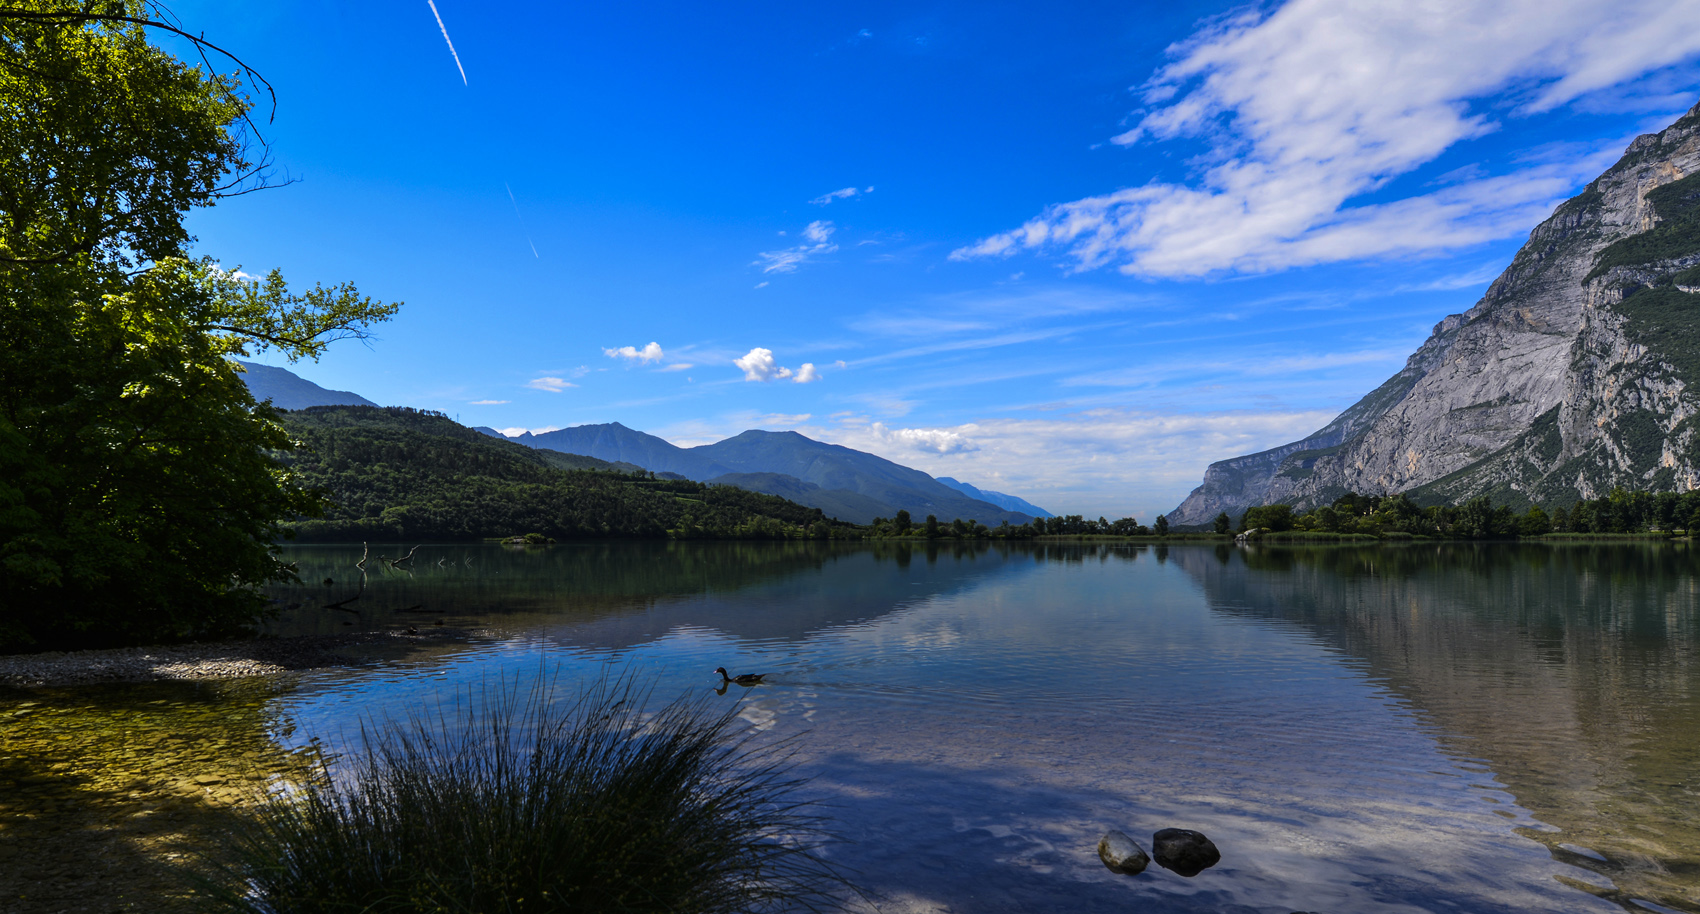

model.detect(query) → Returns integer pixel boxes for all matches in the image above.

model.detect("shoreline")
[0,628,485,689]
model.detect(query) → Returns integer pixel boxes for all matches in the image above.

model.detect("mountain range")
[482,423,1035,525]
[232,364,1046,525]
[1171,99,1700,525]
[236,360,376,410]
[936,477,1054,518]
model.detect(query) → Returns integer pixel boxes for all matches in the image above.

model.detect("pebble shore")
[0,628,481,688]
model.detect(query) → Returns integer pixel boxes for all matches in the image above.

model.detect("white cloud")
[760,412,813,425]
[755,221,839,274]
[496,425,562,437]
[811,187,860,205]
[527,376,576,392]
[469,399,510,405]
[806,407,1338,518]
[1398,263,1505,291]
[811,186,874,205]
[865,422,981,454]
[604,342,664,363]
[733,348,823,383]
[734,347,792,381]
[953,0,1700,277]
[658,362,694,372]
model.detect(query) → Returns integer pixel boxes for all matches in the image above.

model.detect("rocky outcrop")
[1170,100,1700,523]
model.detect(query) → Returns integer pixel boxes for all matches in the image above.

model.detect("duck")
[714,666,766,686]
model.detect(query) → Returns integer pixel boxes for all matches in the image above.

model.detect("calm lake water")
[11,541,1700,913]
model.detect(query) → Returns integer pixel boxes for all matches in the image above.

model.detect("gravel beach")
[0,628,486,688]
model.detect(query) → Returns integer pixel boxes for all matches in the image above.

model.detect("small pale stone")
[1097,829,1150,876]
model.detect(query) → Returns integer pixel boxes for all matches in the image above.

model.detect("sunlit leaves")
[0,5,398,650]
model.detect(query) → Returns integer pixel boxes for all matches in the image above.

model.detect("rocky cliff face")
[1170,101,1700,525]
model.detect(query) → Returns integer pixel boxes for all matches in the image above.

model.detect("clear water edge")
[2,541,1696,913]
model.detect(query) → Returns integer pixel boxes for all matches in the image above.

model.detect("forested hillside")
[276,407,852,541]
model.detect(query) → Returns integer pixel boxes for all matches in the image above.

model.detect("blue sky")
[179,0,1700,519]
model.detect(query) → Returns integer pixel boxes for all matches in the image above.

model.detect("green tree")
[1519,505,1552,536]
[1153,513,1170,536]
[924,514,940,538]
[1455,496,1495,537]
[1240,504,1295,533]
[893,509,912,534]
[1212,511,1231,535]
[1570,500,1597,534]
[0,5,397,650]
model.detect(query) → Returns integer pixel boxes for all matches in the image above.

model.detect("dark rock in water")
[1097,830,1149,875]
[1152,828,1220,877]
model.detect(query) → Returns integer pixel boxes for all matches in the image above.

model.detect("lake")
[4,541,1698,913]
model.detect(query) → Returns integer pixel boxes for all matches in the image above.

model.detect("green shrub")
[193,675,849,913]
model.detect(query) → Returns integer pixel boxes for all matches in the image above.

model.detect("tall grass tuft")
[193,674,849,913]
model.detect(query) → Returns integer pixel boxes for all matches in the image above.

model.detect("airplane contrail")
[506,183,539,258]
[426,0,467,85]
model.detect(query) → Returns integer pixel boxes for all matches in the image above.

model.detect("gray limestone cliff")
[1170,100,1700,525]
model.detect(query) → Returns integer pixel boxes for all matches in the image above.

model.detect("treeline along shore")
[282,407,1699,546]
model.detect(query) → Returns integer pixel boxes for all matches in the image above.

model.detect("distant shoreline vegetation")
[1221,490,1700,541]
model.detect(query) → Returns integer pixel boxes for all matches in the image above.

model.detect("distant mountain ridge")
[276,406,851,541]
[236,360,375,409]
[497,423,734,479]
[703,472,895,525]
[493,423,1034,525]
[234,363,1039,526]
[936,477,1053,518]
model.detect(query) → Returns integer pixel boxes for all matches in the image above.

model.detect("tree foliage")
[863,511,1169,539]
[276,407,854,542]
[1237,487,1699,540]
[0,4,397,651]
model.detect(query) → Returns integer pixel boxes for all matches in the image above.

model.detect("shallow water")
[7,541,1700,913]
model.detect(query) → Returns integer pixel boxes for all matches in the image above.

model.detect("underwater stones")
[1098,830,1150,875]
[1152,828,1220,877]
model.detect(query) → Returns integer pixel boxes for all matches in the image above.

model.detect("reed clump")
[193,675,846,913]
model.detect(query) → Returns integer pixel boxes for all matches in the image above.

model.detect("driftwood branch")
[388,544,421,568]
[325,569,366,611]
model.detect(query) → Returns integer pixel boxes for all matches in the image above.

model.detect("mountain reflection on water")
[259,543,1700,912]
[268,540,1008,644]
[1176,543,1700,911]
